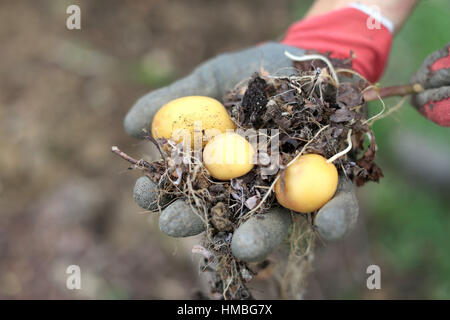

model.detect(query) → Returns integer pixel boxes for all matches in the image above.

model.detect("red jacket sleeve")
[281,7,392,83]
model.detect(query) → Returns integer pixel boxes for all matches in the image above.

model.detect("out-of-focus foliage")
[293,0,450,299]
[367,0,450,299]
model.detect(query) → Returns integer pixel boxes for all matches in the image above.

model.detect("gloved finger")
[159,199,205,237]
[411,43,450,89]
[133,176,205,237]
[411,86,450,127]
[314,176,359,241]
[124,42,304,138]
[231,207,292,262]
[133,176,167,211]
[124,68,220,139]
[207,42,304,98]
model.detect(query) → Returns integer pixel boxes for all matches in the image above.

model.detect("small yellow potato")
[275,154,338,213]
[203,132,255,180]
[151,96,235,147]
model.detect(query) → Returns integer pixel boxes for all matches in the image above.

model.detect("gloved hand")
[125,42,360,263]
[411,43,450,127]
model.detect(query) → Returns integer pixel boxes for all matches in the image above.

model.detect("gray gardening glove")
[126,43,359,262]
[411,43,450,127]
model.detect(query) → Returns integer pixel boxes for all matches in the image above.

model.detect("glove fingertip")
[133,176,160,210]
[159,200,205,237]
[231,208,291,262]
[315,191,359,241]
[124,96,153,139]
[336,175,355,193]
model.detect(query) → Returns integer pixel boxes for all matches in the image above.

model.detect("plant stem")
[363,83,424,102]
[111,146,153,170]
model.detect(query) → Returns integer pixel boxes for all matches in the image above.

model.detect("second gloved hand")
[411,43,450,127]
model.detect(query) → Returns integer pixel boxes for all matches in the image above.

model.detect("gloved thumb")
[124,42,305,139]
[124,66,221,139]
[314,177,359,241]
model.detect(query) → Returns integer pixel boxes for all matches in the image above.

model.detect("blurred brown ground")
[0,0,400,299]
[0,0,291,299]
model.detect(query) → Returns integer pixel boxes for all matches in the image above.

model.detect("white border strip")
[349,2,394,33]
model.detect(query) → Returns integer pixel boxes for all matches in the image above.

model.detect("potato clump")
[203,132,255,180]
[275,154,338,213]
[151,96,235,147]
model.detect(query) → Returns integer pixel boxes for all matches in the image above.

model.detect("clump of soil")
[113,54,383,299]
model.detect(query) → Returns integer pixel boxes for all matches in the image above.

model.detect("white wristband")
[349,2,395,33]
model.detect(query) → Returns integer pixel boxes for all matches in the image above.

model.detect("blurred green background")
[367,0,450,299]
[0,0,448,299]
[290,0,450,299]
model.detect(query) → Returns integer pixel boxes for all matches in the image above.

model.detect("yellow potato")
[275,154,338,213]
[151,96,235,147]
[203,132,255,180]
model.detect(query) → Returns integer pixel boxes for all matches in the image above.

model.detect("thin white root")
[242,125,330,219]
[192,245,213,260]
[336,68,370,84]
[361,86,386,125]
[327,129,353,163]
[284,51,339,85]
[281,214,315,299]
[371,96,407,123]
[287,125,330,167]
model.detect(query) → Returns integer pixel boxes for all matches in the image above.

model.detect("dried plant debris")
[113,55,384,299]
